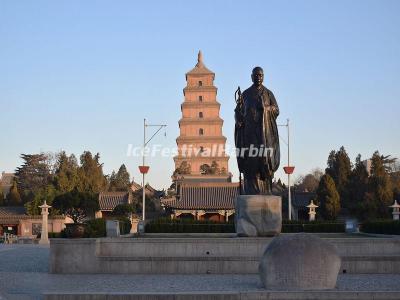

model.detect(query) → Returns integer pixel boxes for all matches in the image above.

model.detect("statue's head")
[251,67,264,87]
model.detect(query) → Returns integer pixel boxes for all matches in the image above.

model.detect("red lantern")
[283,166,295,174]
[139,166,150,174]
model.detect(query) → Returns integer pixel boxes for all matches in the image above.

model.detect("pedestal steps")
[50,235,400,274]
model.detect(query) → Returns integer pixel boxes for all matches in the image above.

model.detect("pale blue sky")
[1,0,399,189]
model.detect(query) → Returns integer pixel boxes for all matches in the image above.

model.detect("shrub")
[118,217,132,235]
[282,221,345,233]
[48,232,62,238]
[303,222,345,233]
[84,218,106,238]
[360,220,400,235]
[282,224,304,233]
[145,218,345,234]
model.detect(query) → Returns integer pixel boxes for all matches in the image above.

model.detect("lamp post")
[39,200,51,245]
[389,200,400,220]
[139,118,167,224]
[279,119,295,220]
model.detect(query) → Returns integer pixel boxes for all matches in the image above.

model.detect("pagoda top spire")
[196,50,203,67]
[186,50,214,77]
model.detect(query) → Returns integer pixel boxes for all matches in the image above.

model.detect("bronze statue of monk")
[235,67,280,195]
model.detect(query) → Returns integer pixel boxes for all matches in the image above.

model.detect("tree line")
[0,151,132,215]
[295,147,399,221]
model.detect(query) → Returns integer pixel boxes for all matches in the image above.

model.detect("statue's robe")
[235,84,280,194]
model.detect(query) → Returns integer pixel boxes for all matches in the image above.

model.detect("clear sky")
[1,0,399,189]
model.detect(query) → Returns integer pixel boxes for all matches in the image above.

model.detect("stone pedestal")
[234,195,281,237]
[259,233,341,290]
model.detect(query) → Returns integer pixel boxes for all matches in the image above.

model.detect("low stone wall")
[50,235,400,274]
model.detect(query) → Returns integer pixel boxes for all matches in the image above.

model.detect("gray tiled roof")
[162,183,239,210]
[98,192,129,211]
[0,206,64,224]
[0,206,26,218]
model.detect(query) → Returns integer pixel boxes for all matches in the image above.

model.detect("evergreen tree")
[76,151,107,193]
[347,154,369,216]
[25,184,58,215]
[316,174,341,220]
[15,153,52,200]
[108,171,117,190]
[6,180,22,206]
[109,164,130,191]
[53,190,99,223]
[391,171,400,202]
[112,203,136,217]
[362,151,393,219]
[54,152,79,193]
[325,146,352,209]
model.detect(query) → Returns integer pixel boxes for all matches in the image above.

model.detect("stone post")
[306,200,318,222]
[39,201,51,245]
[389,200,400,220]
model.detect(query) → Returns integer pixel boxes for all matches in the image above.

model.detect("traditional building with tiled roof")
[161,182,239,222]
[0,206,66,237]
[95,180,163,220]
[98,192,132,211]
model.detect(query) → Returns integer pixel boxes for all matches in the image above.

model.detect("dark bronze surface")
[235,67,280,195]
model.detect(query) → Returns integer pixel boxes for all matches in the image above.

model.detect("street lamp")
[139,118,167,224]
[279,119,295,220]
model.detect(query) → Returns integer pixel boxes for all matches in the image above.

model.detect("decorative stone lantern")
[389,200,400,221]
[306,200,318,221]
[39,200,51,245]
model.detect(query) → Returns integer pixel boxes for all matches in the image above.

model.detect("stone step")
[43,291,400,300]
[95,255,400,274]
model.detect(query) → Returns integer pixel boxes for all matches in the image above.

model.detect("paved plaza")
[0,244,400,299]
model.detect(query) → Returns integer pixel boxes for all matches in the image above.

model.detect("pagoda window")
[198,81,203,86]
[199,112,203,118]
[199,95,203,102]
[199,128,204,135]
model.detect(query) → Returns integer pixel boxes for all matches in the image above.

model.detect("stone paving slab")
[43,291,400,300]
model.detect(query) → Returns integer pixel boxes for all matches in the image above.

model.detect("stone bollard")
[259,233,341,290]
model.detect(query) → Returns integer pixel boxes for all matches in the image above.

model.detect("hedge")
[360,220,400,235]
[145,218,345,233]
[146,218,235,233]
